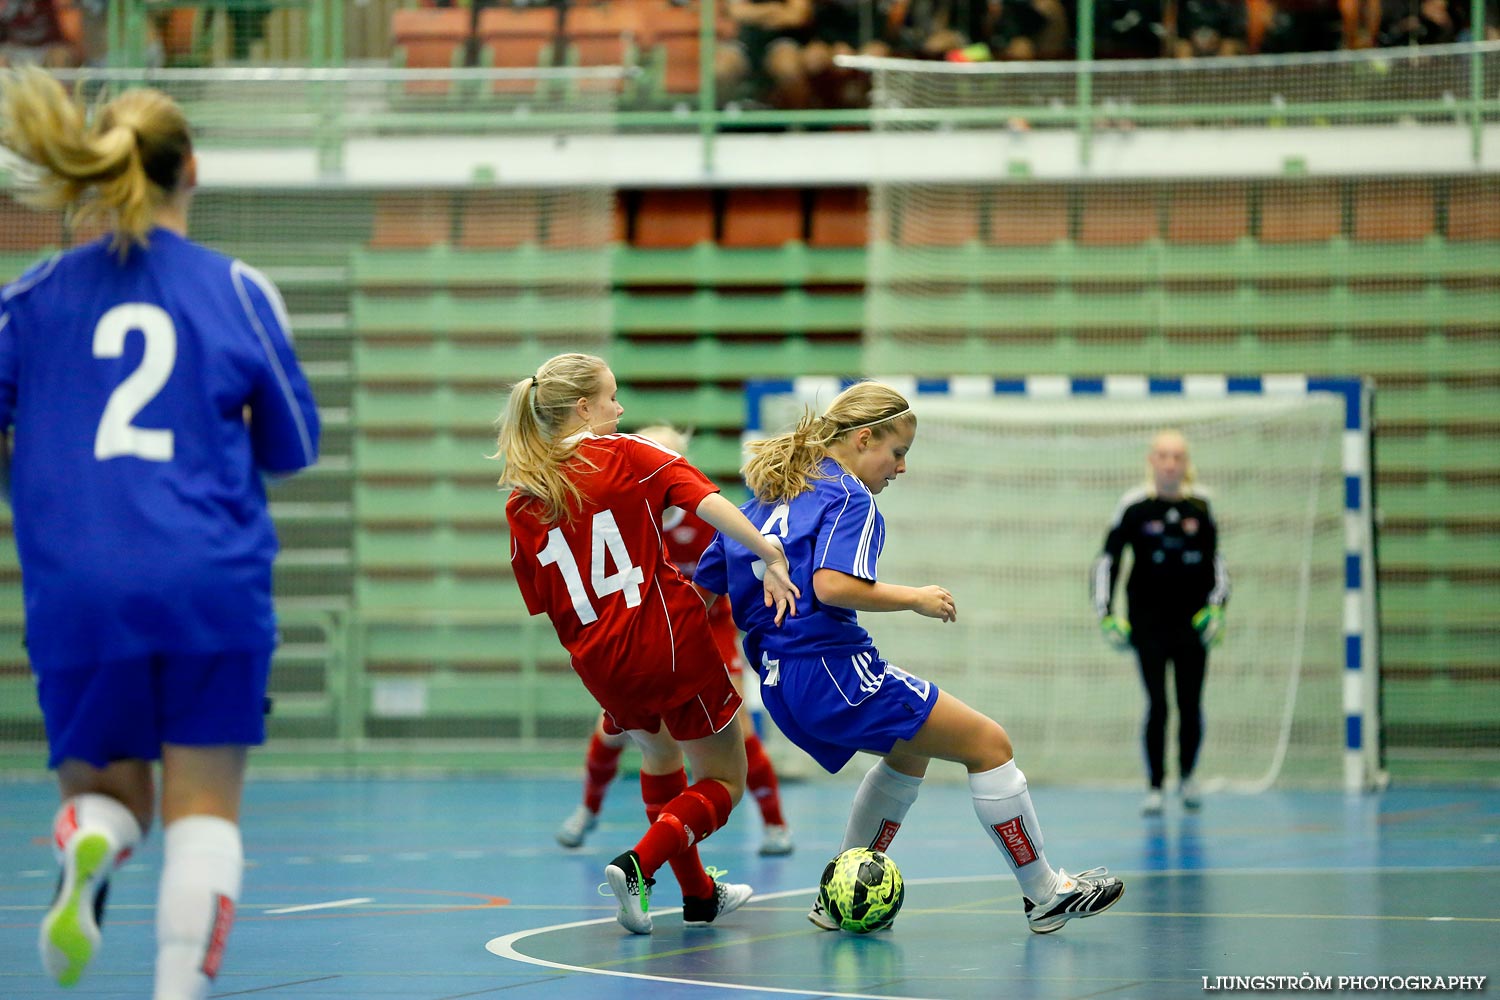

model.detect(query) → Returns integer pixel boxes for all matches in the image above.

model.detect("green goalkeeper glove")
[1193,605,1225,648]
[1099,615,1132,651]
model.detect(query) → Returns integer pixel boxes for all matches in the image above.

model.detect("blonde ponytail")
[0,68,192,257]
[744,381,915,504]
[493,353,612,524]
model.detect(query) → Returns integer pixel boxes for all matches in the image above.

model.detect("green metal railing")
[89,2,1498,175]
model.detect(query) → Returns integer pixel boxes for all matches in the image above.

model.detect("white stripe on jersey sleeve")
[819,477,878,581]
[1209,553,1231,606]
[1,253,62,301]
[851,483,877,579]
[231,260,294,343]
[1091,553,1114,618]
[1108,485,1150,529]
[612,433,686,484]
[231,259,316,467]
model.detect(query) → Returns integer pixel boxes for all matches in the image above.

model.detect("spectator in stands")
[989,0,1070,59]
[1091,0,1170,57]
[721,0,816,109]
[802,0,892,108]
[1377,0,1463,44]
[889,0,990,57]
[0,0,75,66]
[78,0,107,66]
[1259,0,1351,51]
[1169,0,1248,55]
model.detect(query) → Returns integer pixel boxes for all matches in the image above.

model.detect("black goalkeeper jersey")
[1091,488,1229,631]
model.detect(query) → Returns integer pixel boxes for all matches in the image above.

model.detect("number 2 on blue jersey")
[93,303,177,462]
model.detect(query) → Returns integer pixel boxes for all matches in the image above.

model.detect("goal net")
[750,377,1373,790]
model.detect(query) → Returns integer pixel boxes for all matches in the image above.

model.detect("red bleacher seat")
[477,6,560,94]
[809,188,868,248]
[458,191,541,249]
[1259,182,1343,244]
[633,190,714,248]
[1078,185,1159,246]
[721,189,802,248]
[1352,180,1435,243]
[1165,184,1250,245]
[390,8,470,97]
[637,0,733,96]
[1447,178,1500,241]
[896,187,982,247]
[988,187,1069,246]
[369,193,453,249]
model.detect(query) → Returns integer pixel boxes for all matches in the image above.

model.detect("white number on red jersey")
[536,509,643,625]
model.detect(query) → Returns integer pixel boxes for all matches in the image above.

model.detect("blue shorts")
[35,650,274,769]
[756,647,939,774]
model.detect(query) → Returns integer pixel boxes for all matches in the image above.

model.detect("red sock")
[743,733,786,826]
[639,770,713,899]
[583,732,625,814]
[634,777,733,897]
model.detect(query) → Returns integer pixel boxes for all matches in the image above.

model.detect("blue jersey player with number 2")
[0,69,319,999]
[697,380,1125,935]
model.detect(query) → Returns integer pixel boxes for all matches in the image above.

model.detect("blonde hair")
[744,381,915,504]
[0,68,193,258]
[493,353,612,524]
[633,424,690,455]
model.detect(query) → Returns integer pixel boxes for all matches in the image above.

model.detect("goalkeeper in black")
[1091,430,1229,817]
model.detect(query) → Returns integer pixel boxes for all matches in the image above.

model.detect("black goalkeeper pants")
[1132,625,1208,790]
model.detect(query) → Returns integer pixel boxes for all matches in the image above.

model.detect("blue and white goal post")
[744,375,1382,793]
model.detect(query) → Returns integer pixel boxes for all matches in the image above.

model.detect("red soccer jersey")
[662,504,745,672]
[507,433,732,726]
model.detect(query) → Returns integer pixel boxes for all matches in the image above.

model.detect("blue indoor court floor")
[1,776,1496,1000]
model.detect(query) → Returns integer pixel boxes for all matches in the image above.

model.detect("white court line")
[485,867,1500,998]
[265,897,374,915]
[487,882,970,1000]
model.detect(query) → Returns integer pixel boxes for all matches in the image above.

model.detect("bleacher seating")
[1259,181,1343,244]
[390,8,470,97]
[476,6,562,95]
[0,176,1489,768]
[721,189,803,248]
[635,0,733,99]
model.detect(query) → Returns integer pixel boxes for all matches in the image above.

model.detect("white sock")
[839,760,923,853]
[51,793,143,867]
[154,816,242,1000]
[969,761,1060,903]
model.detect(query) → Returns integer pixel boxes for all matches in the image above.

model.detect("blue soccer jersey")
[696,457,882,659]
[0,229,320,669]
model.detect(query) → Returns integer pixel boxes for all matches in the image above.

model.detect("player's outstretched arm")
[694,492,801,624]
[813,569,956,622]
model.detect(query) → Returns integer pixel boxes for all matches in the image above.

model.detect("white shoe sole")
[40,832,110,986]
[605,865,652,935]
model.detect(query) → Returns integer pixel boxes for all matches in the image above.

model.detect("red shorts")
[578,615,742,742]
[598,665,742,740]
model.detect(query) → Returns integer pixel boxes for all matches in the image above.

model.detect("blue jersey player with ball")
[697,380,1123,935]
[0,69,319,999]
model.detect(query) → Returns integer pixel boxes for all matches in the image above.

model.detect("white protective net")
[788,390,1349,789]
